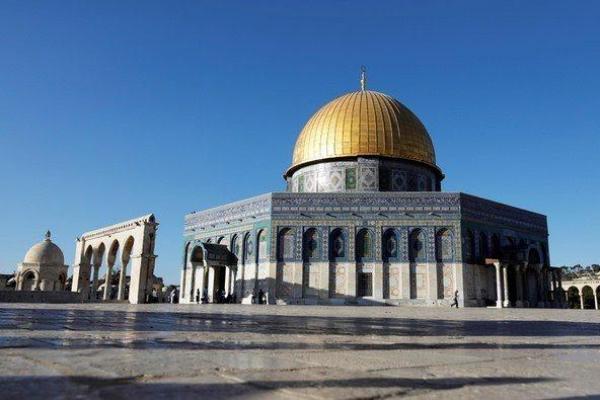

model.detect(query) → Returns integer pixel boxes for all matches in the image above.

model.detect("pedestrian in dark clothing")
[195,288,200,304]
[451,290,459,308]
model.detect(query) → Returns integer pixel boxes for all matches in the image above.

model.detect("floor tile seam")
[362,352,566,374]
[215,371,329,400]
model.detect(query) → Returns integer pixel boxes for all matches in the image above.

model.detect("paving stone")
[0,303,599,399]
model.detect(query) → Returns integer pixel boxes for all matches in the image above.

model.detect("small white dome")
[23,231,65,265]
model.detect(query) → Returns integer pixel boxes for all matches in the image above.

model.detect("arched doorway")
[526,249,542,307]
[581,286,595,309]
[22,271,36,291]
[507,266,518,306]
[567,287,580,309]
[526,268,539,307]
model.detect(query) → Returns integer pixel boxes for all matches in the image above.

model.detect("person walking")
[451,290,459,308]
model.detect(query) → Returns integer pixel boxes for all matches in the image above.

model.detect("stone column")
[494,262,502,308]
[117,266,127,301]
[502,265,510,308]
[224,266,231,297]
[580,289,584,309]
[103,266,113,300]
[91,264,100,300]
[207,266,215,303]
[515,266,524,308]
[595,291,599,310]
[129,254,152,304]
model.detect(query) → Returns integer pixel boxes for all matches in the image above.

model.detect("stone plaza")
[1,303,599,399]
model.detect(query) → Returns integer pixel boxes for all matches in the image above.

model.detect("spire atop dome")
[45,230,51,241]
[360,66,367,91]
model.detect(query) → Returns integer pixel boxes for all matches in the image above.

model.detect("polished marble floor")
[0,303,599,399]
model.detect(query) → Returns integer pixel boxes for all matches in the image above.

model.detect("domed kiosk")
[16,231,68,291]
[181,71,562,308]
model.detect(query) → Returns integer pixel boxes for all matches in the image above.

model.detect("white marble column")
[117,266,127,301]
[580,289,584,309]
[103,266,113,300]
[502,265,510,308]
[494,262,502,308]
[207,266,215,303]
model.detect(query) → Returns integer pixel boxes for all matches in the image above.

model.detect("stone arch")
[567,286,580,309]
[355,228,373,262]
[103,240,120,300]
[21,270,38,291]
[300,228,319,299]
[256,229,268,261]
[58,272,67,290]
[277,228,294,261]
[242,233,253,264]
[582,286,595,309]
[329,228,346,261]
[72,214,158,304]
[479,232,488,261]
[435,228,453,262]
[490,234,501,258]
[191,245,203,263]
[107,240,120,268]
[436,228,454,300]
[92,243,106,300]
[463,229,475,264]
[241,233,254,298]
[122,237,134,266]
[328,228,346,299]
[409,228,425,299]
[230,235,240,258]
[302,228,319,262]
[355,229,374,298]
[382,228,399,261]
[409,228,425,263]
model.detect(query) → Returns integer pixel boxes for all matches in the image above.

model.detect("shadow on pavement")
[0,375,558,398]
[1,307,599,337]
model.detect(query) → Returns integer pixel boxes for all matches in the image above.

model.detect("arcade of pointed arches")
[182,225,561,307]
[71,214,158,304]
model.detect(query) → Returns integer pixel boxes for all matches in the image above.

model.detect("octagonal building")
[181,79,562,308]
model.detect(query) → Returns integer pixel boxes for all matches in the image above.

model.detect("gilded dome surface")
[287,90,438,176]
[23,233,65,265]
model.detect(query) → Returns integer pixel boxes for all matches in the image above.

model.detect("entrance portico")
[181,242,237,304]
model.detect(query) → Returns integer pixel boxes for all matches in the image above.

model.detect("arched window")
[409,228,425,262]
[243,233,253,264]
[22,271,36,291]
[302,228,319,262]
[463,229,475,263]
[479,232,488,260]
[257,230,268,261]
[491,234,501,258]
[528,248,541,265]
[382,229,398,260]
[355,229,373,261]
[230,235,240,258]
[191,246,203,264]
[329,228,345,260]
[435,228,453,262]
[277,228,295,261]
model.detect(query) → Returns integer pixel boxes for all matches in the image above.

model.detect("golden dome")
[286,90,438,176]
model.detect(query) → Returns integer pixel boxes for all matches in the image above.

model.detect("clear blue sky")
[1,0,599,285]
